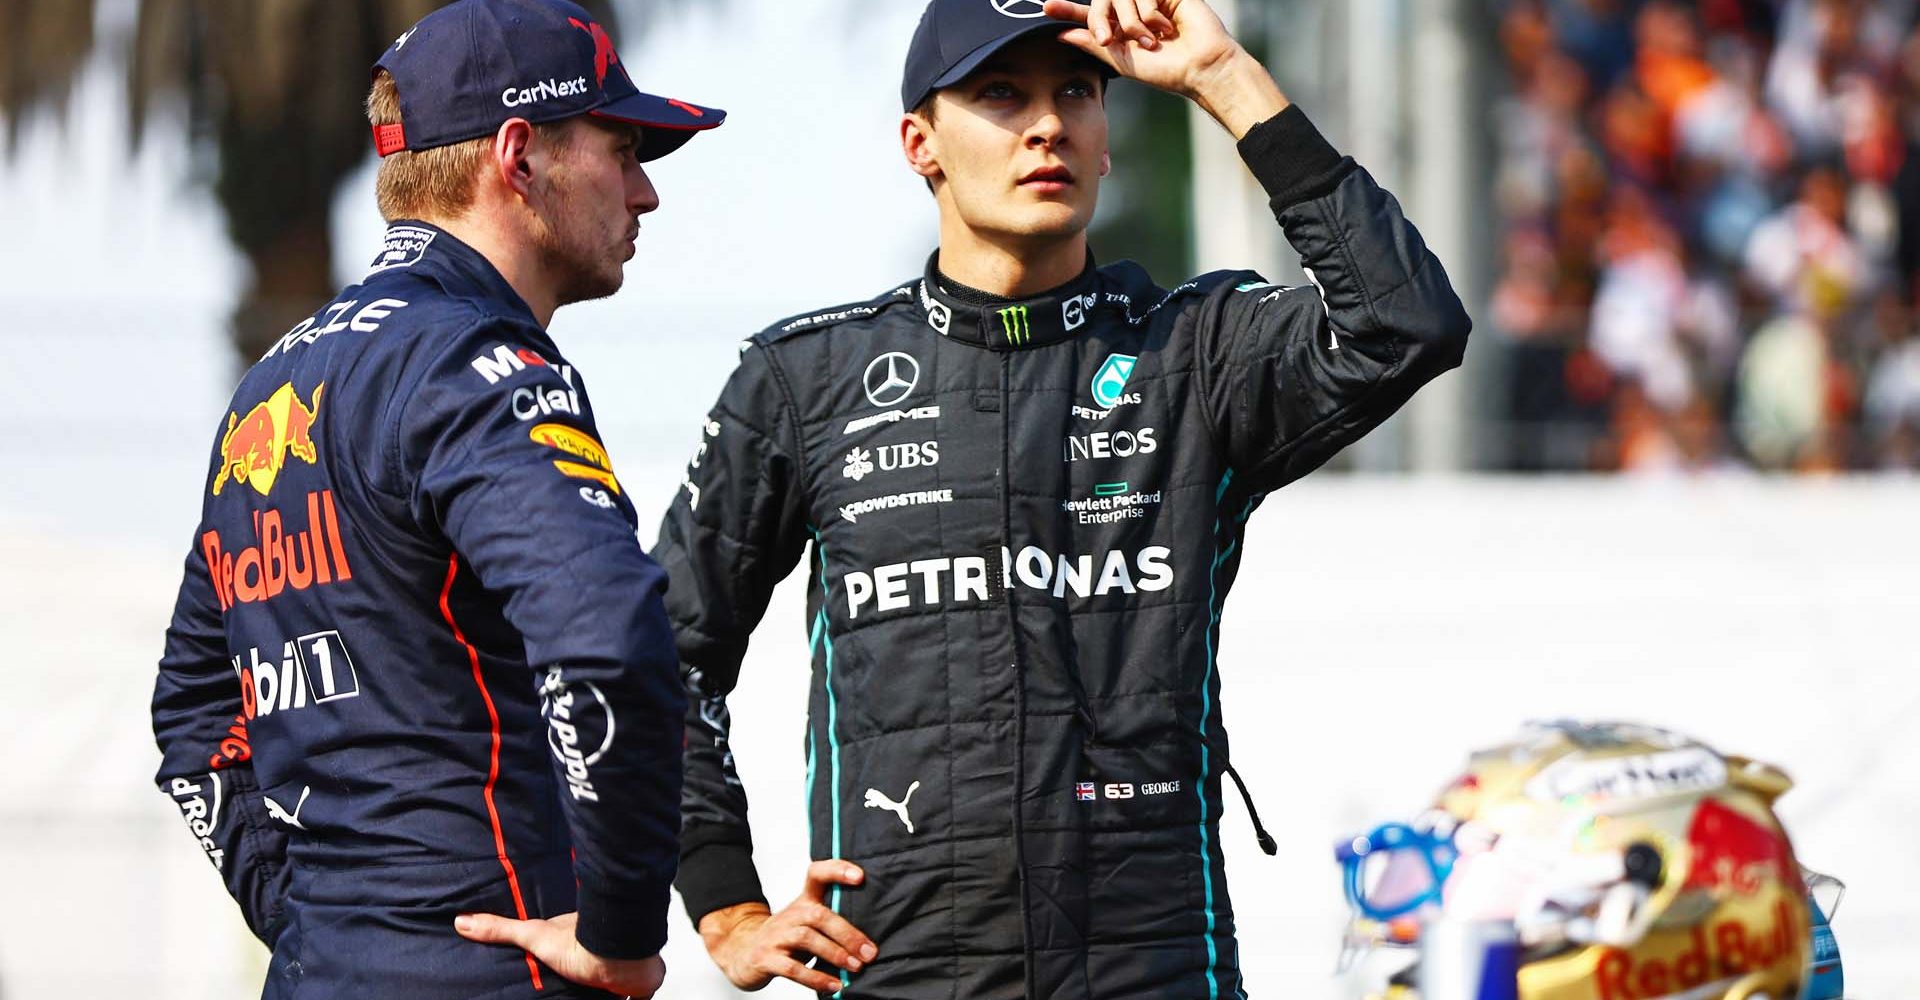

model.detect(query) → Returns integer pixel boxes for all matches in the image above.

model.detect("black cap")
[373,0,724,163]
[901,0,1085,111]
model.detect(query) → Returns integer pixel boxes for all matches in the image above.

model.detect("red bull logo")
[212,382,325,497]
[1683,798,1799,897]
[1594,898,1803,1000]
[568,17,621,87]
[201,490,354,612]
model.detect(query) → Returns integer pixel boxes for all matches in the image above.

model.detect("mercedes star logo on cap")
[991,0,1050,18]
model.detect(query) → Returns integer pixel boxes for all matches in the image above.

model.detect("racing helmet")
[1336,721,1810,1000]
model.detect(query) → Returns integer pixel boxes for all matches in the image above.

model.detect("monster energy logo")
[997,305,1032,345]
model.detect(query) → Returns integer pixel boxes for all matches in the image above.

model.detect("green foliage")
[0,0,626,361]
[1090,81,1193,283]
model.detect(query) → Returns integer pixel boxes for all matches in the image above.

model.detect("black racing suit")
[653,107,1471,999]
[151,223,685,999]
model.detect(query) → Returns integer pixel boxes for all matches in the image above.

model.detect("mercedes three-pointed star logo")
[992,0,1049,18]
[863,352,921,407]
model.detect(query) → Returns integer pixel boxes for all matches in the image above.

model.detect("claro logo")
[844,545,1172,619]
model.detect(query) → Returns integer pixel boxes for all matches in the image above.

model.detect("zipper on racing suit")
[996,351,1039,999]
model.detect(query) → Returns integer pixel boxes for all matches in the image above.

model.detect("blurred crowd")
[1492,0,1920,472]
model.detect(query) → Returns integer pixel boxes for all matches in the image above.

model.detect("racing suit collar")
[918,249,1102,350]
[373,220,540,327]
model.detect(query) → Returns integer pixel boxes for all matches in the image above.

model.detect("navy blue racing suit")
[151,222,685,999]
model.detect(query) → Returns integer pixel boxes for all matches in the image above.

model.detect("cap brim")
[592,92,727,162]
[909,21,1112,111]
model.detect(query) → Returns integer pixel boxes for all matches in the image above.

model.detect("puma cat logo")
[863,780,921,834]
[264,786,311,830]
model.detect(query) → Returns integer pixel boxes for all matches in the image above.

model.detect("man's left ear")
[1101,151,1112,177]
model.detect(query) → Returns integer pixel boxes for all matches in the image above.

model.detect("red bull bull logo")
[201,490,354,612]
[1684,798,1799,897]
[212,382,325,497]
[568,17,622,88]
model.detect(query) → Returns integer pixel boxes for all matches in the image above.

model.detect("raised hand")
[1043,0,1288,138]
[1042,0,1235,96]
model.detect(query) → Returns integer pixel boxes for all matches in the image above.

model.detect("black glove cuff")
[1237,104,1355,208]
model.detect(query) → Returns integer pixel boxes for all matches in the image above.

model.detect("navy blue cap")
[374,0,724,162]
[902,0,1088,112]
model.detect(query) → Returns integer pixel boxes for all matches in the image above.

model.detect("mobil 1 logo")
[233,630,361,718]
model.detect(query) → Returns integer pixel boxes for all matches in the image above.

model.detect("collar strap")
[916,251,1102,350]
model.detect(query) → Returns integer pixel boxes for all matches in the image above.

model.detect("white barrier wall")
[1,475,1913,998]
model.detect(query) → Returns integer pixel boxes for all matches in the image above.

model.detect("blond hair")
[367,72,492,222]
[366,72,576,223]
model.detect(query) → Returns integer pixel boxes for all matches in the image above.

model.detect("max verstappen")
[148,1,723,996]
[656,0,1471,997]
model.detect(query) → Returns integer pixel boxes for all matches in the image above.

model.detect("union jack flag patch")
[1075,782,1096,801]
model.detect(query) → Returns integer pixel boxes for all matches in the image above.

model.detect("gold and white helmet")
[1336,721,1810,1000]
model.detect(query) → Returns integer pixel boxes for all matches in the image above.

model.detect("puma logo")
[264,786,311,830]
[863,781,921,834]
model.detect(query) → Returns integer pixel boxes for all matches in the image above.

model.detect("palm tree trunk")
[230,216,334,364]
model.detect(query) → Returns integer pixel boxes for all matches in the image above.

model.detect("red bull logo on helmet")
[1593,897,1804,1000]
[1683,798,1799,897]
[212,382,325,497]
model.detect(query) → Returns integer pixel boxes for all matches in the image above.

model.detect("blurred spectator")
[1493,0,1920,472]
[1864,290,1920,464]
[1743,166,1868,314]
[1737,312,1832,468]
